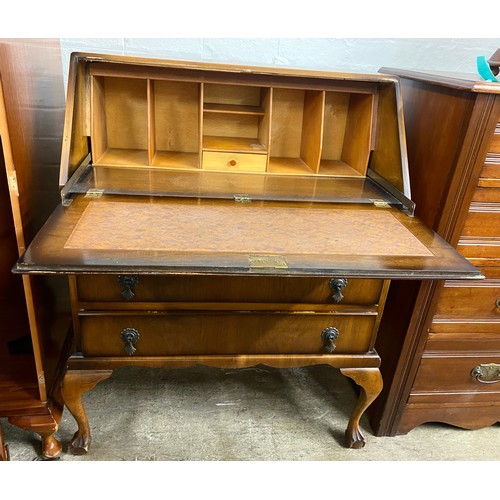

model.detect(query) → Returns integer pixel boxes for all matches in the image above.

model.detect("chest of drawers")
[14,53,480,456]
[371,60,500,436]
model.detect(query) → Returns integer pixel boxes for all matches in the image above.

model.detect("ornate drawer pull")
[329,278,348,303]
[471,363,500,384]
[495,298,500,308]
[118,275,139,300]
[321,327,339,353]
[120,328,140,356]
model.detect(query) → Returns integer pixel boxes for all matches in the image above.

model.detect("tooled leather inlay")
[64,201,433,257]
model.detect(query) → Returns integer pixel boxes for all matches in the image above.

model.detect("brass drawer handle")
[321,327,339,353]
[471,363,500,384]
[329,278,348,303]
[229,159,237,167]
[496,298,500,308]
[120,328,140,356]
[118,275,139,300]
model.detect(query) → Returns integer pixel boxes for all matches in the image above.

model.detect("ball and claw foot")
[69,431,91,455]
[345,428,366,449]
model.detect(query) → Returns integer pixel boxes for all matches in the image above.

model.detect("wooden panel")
[103,77,148,151]
[203,84,262,107]
[489,125,500,153]
[202,151,266,172]
[461,204,500,238]
[270,88,304,159]
[409,353,500,397]
[75,275,384,305]
[0,40,69,404]
[426,330,500,352]
[154,80,200,154]
[471,186,500,203]
[341,93,374,175]
[300,90,324,172]
[434,276,500,318]
[79,312,378,356]
[321,92,350,161]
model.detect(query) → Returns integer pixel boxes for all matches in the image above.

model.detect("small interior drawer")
[79,311,378,356]
[74,275,385,306]
[202,151,267,172]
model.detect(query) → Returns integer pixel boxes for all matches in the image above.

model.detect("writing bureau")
[14,53,481,456]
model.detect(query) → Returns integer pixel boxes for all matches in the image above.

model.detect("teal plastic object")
[477,56,499,82]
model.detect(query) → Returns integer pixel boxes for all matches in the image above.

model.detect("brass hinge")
[8,172,19,196]
[372,199,390,208]
[249,254,288,269]
[85,188,104,198]
[234,194,252,203]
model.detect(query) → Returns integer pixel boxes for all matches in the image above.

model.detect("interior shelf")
[318,160,365,177]
[94,148,149,167]
[152,151,200,170]
[268,157,315,175]
[203,136,267,154]
[203,103,265,115]
[89,70,377,178]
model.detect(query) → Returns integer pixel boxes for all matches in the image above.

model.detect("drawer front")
[471,186,500,203]
[489,126,500,154]
[410,354,500,397]
[79,312,377,356]
[434,279,500,318]
[457,240,500,264]
[202,151,267,172]
[461,206,500,238]
[480,158,500,180]
[75,275,384,306]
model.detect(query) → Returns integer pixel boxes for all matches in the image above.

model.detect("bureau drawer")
[409,353,500,398]
[461,205,500,238]
[434,278,500,318]
[74,275,384,306]
[202,151,267,172]
[79,311,378,356]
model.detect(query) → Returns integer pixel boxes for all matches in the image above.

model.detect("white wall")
[60,38,500,90]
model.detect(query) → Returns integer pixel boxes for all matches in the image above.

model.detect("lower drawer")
[409,354,500,402]
[79,311,377,356]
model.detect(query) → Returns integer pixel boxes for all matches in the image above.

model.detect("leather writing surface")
[65,200,433,257]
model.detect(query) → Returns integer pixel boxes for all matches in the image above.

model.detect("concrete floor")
[2,364,499,461]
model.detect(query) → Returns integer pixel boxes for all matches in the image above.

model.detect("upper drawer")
[434,273,500,318]
[74,275,384,306]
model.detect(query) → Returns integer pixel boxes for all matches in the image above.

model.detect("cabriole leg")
[61,369,113,455]
[0,422,9,461]
[340,367,383,449]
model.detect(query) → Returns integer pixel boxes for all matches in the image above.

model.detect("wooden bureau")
[371,57,500,435]
[14,53,480,456]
